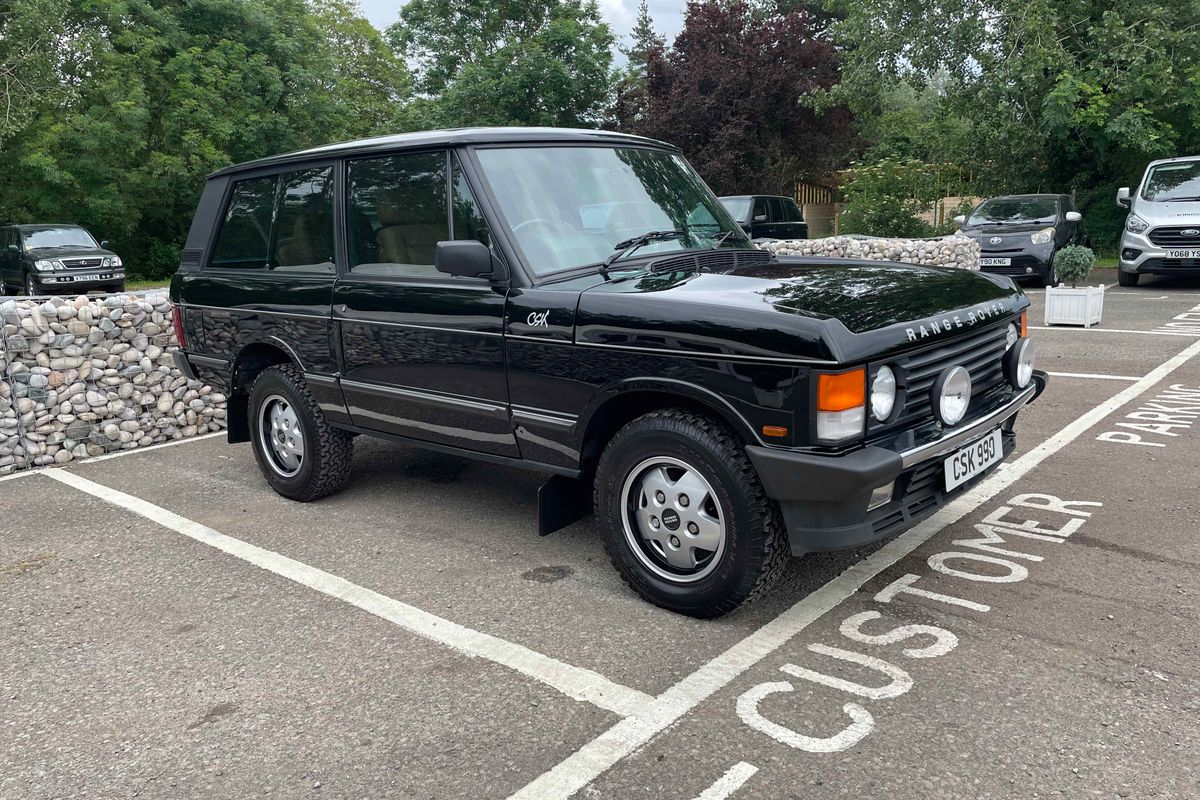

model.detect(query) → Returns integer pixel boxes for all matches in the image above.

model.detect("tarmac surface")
[3,269,1199,799]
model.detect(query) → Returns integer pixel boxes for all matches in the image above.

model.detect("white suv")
[1117,156,1200,287]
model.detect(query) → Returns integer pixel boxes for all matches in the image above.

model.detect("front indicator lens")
[868,481,894,511]
[1030,227,1055,245]
[870,366,896,421]
[817,368,866,441]
[1007,338,1035,389]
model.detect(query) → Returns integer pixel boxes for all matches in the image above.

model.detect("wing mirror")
[435,240,508,282]
[953,214,966,226]
[753,213,767,223]
[6,244,17,253]
[1065,211,1082,222]
[100,240,109,249]
[1116,187,1131,209]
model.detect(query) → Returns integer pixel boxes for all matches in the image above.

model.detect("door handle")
[336,304,348,314]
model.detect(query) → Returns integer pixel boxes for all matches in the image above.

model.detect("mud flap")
[538,475,593,536]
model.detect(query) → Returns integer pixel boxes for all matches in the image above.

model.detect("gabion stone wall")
[0,292,227,475]
[762,235,981,270]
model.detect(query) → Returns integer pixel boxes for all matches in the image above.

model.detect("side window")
[752,197,768,222]
[767,197,786,222]
[210,177,277,270]
[785,199,804,222]
[271,167,334,273]
[347,151,449,276]
[451,155,489,246]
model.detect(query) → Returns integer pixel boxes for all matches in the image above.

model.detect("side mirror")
[1116,187,1131,209]
[1065,211,1082,222]
[434,240,507,281]
[953,214,966,226]
[6,244,17,253]
[753,213,767,223]
[100,240,109,249]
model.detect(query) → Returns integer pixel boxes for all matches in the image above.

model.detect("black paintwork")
[171,126,1035,549]
[719,195,808,241]
[958,193,1088,284]
[0,224,125,295]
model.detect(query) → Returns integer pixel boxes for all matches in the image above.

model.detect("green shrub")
[1053,245,1095,288]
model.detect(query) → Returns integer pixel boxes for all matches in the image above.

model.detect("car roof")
[12,223,87,231]
[209,127,676,179]
[981,194,1064,201]
[1145,155,1200,168]
[718,195,792,201]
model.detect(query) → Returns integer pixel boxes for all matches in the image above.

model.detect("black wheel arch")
[575,378,762,478]
[226,338,302,442]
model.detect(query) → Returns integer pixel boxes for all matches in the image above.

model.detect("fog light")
[868,482,894,511]
[933,366,972,426]
[1121,248,1141,261]
[1024,267,1033,274]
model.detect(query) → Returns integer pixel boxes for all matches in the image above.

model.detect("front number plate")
[980,257,1012,266]
[944,429,1003,491]
[1165,249,1200,259]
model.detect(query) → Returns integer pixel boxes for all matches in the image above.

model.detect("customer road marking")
[506,336,1200,800]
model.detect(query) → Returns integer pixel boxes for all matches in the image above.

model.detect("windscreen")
[968,197,1058,226]
[474,146,748,275]
[22,227,98,250]
[1142,161,1200,202]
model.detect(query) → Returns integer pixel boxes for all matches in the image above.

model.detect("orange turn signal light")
[1020,310,1028,337]
[817,369,866,412]
[762,425,789,438]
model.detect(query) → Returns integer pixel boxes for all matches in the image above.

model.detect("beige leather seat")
[276,212,332,270]
[376,191,447,266]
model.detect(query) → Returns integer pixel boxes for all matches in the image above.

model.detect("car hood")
[26,246,117,259]
[1133,199,1200,224]
[577,258,1027,363]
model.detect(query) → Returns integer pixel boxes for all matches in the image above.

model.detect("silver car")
[1117,156,1200,287]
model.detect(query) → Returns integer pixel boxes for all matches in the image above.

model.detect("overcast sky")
[356,0,686,61]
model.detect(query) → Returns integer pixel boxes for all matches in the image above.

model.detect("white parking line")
[44,469,654,718]
[693,762,758,800]
[507,336,1200,799]
[1046,371,1142,381]
[1030,326,1200,336]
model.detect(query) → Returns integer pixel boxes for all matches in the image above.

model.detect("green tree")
[386,0,614,128]
[609,0,666,131]
[828,0,1200,250]
[0,0,408,279]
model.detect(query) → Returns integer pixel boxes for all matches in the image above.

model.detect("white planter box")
[1044,284,1105,327]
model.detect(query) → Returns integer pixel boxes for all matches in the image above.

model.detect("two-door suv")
[171,128,1045,617]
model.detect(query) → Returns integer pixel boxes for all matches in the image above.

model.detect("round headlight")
[1007,338,1035,389]
[1005,323,1019,351]
[933,366,972,426]
[870,366,897,421]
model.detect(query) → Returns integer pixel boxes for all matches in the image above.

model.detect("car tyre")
[248,363,353,502]
[24,272,37,297]
[1117,270,1140,287]
[1040,266,1060,288]
[594,409,788,618]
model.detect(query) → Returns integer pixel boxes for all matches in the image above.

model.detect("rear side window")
[210,177,277,270]
[272,168,335,273]
[347,150,449,276]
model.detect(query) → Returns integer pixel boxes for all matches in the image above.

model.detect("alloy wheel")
[258,394,305,477]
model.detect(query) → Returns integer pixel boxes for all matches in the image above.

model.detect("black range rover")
[171,127,1045,617]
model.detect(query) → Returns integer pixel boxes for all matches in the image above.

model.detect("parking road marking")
[44,469,654,718]
[1046,371,1142,381]
[693,762,758,800]
[507,335,1200,800]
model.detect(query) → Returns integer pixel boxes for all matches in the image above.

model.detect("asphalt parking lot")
[3,270,1199,800]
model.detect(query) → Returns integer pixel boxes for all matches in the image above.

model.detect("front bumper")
[1118,230,1200,276]
[747,372,1047,555]
[32,270,125,290]
[977,244,1055,280]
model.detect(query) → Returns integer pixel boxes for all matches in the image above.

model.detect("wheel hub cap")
[259,394,304,477]
[621,456,727,583]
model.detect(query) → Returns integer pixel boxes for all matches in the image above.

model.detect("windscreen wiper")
[709,229,747,248]
[600,229,688,276]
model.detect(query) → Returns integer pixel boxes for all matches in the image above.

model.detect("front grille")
[1141,257,1200,270]
[1147,227,1200,247]
[62,257,103,269]
[648,248,771,274]
[871,322,1011,436]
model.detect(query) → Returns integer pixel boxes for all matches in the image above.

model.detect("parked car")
[719,195,808,240]
[0,223,126,296]
[172,127,1045,618]
[1116,156,1200,287]
[954,194,1086,287]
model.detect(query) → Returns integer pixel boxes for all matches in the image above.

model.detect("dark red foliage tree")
[636,1,852,196]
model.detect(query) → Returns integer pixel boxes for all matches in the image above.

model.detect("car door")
[332,148,518,457]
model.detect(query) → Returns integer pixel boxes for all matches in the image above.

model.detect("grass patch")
[126,278,170,291]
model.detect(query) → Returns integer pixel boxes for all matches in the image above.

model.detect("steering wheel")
[512,218,558,234]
